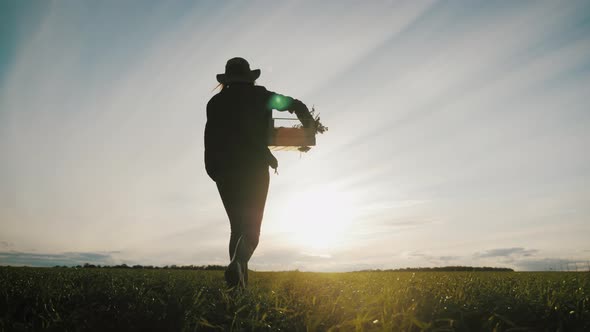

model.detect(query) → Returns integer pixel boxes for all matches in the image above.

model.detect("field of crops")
[1,267,588,331]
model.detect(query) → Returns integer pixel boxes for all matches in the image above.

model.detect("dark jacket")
[204,83,311,182]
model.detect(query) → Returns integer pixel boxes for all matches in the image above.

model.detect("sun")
[269,185,358,252]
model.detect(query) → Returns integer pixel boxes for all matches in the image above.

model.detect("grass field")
[1,267,588,331]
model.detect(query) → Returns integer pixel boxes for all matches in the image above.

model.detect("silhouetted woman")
[204,57,314,288]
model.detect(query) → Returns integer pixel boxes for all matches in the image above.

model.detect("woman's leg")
[217,177,246,287]
[236,168,269,286]
[234,168,269,261]
[216,168,269,286]
[216,176,243,261]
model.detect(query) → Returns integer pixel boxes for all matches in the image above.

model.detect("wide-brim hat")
[216,57,261,84]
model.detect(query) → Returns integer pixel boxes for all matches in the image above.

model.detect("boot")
[225,260,244,289]
[227,235,254,288]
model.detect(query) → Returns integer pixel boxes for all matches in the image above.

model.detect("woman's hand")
[268,153,278,170]
[265,149,278,170]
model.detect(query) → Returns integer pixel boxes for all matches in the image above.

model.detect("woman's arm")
[204,97,227,181]
[266,92,315,128]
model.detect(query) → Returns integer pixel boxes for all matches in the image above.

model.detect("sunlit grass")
[1,267,589,331]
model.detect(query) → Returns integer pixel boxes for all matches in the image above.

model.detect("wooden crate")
[268,127,316,151]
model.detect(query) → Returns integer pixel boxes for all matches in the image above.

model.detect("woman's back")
[205,83,274,179]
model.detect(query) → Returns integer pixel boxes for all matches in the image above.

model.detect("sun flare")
[269,186,358,252]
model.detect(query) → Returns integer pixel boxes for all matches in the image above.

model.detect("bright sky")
[1,1,589,271]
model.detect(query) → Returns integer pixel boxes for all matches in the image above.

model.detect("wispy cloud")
[402,251,461,265]
[0,241,14,249]
[0,251,119,267]
[515,258,590,272]
[475,247,539,259]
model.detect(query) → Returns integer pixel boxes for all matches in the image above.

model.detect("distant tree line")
[48,264,514,272]
[52,263,226,270]
[360,266,514,272]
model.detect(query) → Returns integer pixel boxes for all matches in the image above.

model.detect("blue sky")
[1,0,589,271]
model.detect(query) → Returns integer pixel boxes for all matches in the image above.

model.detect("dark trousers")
[216,167,270,261]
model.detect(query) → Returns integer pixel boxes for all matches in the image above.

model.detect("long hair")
[212,83,225,92]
